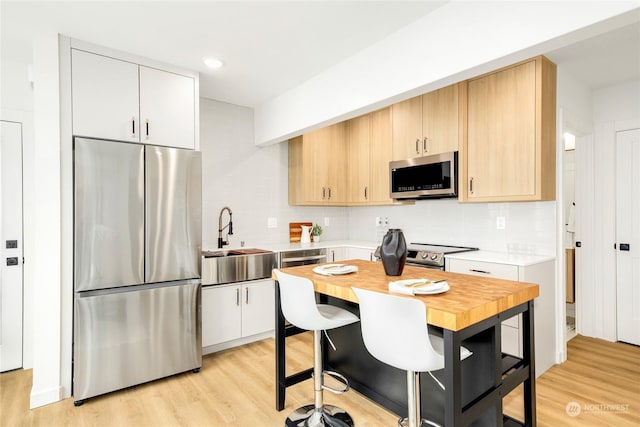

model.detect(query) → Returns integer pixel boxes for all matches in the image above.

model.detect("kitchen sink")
[202,248,272,257]
[201,249,277,285]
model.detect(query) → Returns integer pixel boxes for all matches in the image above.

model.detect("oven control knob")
[431,254,438,261]
[421,252,428,260]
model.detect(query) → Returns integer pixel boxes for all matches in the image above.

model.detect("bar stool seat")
[274,269,359,427]
[352,287,473,427]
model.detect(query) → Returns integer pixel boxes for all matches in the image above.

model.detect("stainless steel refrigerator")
[73,137,202,404]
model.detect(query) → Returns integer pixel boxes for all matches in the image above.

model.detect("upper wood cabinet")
[392,83,464,160]
[460,56,556,202]
[71,49,196,149]
[288,123,347,205]
[347,107,394,205]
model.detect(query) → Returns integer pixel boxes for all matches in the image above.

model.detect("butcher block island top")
[275,259,539,331]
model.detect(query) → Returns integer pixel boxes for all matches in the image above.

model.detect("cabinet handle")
[469,177,474,194]
[236,288,240,306]
[415,139,420,154]
[145,119,149,140]
[328,187,332,200]
[364,186,368,200]
[322,187,326,199]
[245,287,249,304]
[131,116,136,138]
[423,137,428,152]
[469,268,491,275]
[331,251,335,262]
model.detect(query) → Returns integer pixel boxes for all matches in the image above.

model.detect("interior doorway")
[562,131,577,342]
[1,120,24,372]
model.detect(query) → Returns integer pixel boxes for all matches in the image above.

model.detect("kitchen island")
[274,260,539,427]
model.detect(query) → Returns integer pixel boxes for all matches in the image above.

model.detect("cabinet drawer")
[446,258,519,281]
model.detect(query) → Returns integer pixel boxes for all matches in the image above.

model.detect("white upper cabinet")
[139,66,195,149]
[71,48,196,149]
[72,49,139,142]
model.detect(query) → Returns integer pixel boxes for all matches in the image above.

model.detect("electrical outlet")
[267,217,277,228]
[496,216,506,230]
[383,217,389,227]
[375,216,382,226]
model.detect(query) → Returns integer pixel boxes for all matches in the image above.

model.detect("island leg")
[523,300,537,426]
[443,330,462,426]
[275,280,286,411]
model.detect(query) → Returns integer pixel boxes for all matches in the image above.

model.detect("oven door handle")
[281,255,327,263]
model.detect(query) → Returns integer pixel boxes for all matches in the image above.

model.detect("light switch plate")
[324,217,330,226]
[496,216,506,230]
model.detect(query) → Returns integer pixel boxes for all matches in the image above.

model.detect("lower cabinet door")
[242,279,275,337]
[202,285,242,347]
[346,247,374,261]
[501,323,522,357]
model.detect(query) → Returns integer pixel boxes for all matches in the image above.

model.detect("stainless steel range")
[405,243,478,270]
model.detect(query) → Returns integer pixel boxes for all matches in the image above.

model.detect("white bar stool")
[274,270,360,427]
[352,287,473,427]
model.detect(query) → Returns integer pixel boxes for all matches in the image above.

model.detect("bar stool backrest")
[274,269,330,331]
[352,287,445,373]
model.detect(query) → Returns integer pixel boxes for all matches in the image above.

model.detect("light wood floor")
[1,334,639,426]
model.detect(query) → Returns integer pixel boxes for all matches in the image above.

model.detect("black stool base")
[285,404,354,427]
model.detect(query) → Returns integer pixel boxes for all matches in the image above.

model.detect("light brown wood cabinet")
[288,123,347,205]
[290,56,556,205]
[460,56,556,202]
[347,107,394,205]
[289,109,394,206]
[392,83,464,160]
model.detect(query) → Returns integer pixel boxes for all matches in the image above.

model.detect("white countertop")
[445,250,555,267]
[204,240,379,254]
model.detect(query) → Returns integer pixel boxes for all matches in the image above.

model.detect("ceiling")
[2,2,639,108]
[1,1,445,107]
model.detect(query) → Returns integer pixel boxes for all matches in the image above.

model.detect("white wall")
[555,67,593,250]
[578,80,640,341]
[199,98,349,249]
[30,33,63,408]
[254,1,639,145]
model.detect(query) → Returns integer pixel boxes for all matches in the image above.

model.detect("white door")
[71,49,140,142]
[616,128,640,345]
[575,134,595,336]
[201,285,242,347]
[1,120,24,372]
[139,66,195,149]
[242,280,275,337]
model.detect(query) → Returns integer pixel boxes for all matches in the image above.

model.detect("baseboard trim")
[30,385,63,409]
[203,330,274,355]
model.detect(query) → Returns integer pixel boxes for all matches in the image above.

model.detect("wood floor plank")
[1,334,638,426]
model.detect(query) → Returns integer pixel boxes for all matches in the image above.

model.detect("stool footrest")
[321,370,350,394]
[398,417,443,427]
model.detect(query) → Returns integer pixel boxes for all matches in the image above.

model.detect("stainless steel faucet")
[218,206,233,248]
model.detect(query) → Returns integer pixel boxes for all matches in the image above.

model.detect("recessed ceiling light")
[203,57,223,69]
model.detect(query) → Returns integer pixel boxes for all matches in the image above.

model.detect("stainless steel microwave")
[389,151,457,199]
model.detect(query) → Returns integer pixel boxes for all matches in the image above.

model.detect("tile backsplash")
[347,199,556,255]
